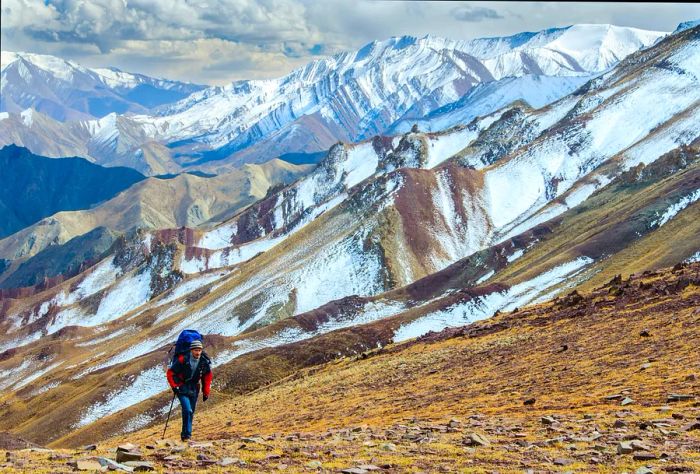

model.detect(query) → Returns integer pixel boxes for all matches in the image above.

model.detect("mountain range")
[1,24,665,175]
[0,21,697,451]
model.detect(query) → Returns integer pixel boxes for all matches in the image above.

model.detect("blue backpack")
[170,329,203,359]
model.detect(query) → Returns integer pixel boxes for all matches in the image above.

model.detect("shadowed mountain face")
[0,156,312,287]
[0,227,118,289]
[0,145,146,239]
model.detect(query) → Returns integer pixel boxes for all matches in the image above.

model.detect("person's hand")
[172,387,180,395]
[202,394,209,402]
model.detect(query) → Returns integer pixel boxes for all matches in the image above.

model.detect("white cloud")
[2,0,699,84]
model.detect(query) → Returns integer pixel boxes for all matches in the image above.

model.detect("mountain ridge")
[0,23,666,174]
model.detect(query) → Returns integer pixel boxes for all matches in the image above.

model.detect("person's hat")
[190,340,203,349]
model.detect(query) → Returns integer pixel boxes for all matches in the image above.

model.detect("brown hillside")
[91,262,698,472]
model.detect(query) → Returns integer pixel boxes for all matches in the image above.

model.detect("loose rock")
[116,450,142,463]
[76,459,104,471]
[123,461,155,471]
[464,433,490,447]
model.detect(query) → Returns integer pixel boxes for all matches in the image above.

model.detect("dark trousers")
[177,390,198,439]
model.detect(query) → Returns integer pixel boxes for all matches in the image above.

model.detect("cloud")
[452,6,504,22]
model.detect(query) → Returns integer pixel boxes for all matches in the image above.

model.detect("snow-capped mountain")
[0,51,205,121]
[136,24,666,163]
[0,24,666,173]
[0,25,697,446]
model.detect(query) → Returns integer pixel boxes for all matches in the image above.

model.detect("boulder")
[76,459,105,471]
[667,393,694,402]
[95,457,135,472]
[633,452,657,461]
[219,457,243,466]
[116,443,138,452]
[116,450,142,463]
[464,433,490,447]
[617,441,634,454]
[541,416,557,425]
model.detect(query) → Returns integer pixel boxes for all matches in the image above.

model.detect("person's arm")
[166,367,180,388]
[166,355,185,390]
[202,366,212,400]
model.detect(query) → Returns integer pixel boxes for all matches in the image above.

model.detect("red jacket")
[166,352,212,397]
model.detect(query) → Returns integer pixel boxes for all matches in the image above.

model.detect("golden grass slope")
[3,262,695,472]
[114,263,700,473]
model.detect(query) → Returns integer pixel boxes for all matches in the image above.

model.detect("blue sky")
[2,1,699,85]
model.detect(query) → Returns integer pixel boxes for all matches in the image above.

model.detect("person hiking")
[166,339,212,441]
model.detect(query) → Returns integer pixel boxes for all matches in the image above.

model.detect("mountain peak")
[675,19,700,33]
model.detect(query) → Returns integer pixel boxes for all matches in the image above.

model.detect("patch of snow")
[74,326,135,347]
[343,142,380,189]
[120,413,157,434]
[154,274,221,307]
[393,257,593,342]
[143,233,152,251]
[652,190,700,228]
[425,127,479,169]
[507,249,525,263]
[76,366,168,428]
[28,381,61,397]
[13,361,62,390]
[46,270,151,334]
[429,170,489,271]
[685,251,700,263]
[74,257,120,300]
[476,270,495,285]
[0,331,43,353]
[20,108,33,127]
[215,300,405,366]
[0,359,34,390]
[198,222,238,250]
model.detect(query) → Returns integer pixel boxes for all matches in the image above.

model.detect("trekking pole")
[162,392,176,439]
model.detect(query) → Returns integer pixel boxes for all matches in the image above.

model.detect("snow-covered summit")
[675,19,700,33]
[0,51,205,121]
[0,24,668,171]
[140,24,666,155]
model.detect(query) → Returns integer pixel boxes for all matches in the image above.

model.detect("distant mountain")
[0,51,205,121]
[0,227,118,289]
[675,19,700,33]
[0,158,311,267]
[0,145,145,239]
[0,24,666,174]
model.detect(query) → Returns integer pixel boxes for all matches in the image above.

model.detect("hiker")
[166,339,212,441]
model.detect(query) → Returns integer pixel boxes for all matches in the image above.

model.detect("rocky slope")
[2,262,699,473]
[0,24,666,174]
